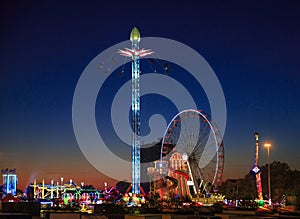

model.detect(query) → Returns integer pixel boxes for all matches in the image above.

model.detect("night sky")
[1,1,300,190]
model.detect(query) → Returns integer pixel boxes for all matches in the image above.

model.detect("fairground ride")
[251,133,263,200]
[148,109,224,199]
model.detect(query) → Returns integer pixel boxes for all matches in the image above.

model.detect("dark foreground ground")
[1,211,300,219]
[1,202,300,219]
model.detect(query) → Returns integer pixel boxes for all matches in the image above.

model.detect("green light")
[130,27,140,42]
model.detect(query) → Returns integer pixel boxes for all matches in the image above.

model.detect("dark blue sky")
[1,1,300,189]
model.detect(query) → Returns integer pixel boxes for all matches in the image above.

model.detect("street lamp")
[264,143,272,206]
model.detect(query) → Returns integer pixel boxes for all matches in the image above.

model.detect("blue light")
[3,173,17,196]
[252,166,261,174]
[131,36,141,195]
[118,28,153,194]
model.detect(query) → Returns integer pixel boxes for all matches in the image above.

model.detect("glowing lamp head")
[130,27,140,42]
[254,132,259,140]
[264,143,271,148]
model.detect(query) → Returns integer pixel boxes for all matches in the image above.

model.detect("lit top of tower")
[130,27,140,42]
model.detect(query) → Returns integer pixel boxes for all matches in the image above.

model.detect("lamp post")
[264,143,272,206]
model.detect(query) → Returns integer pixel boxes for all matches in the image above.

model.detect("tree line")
[218,161,300,207]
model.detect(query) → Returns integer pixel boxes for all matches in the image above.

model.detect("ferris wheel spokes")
[160,109,224,196]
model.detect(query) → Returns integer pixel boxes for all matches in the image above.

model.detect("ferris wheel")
[160,109,224,195]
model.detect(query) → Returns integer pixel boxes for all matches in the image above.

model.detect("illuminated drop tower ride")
[252,133,263,200]
[118,27,153,194]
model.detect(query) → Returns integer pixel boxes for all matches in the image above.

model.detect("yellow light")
[264,143,271,148]
[130,27,141,42]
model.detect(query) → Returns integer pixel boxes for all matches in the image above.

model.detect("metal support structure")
[131,28,141,194]
[265,143,272,205]
[42,179,45,199]
[252,133,263,200]
[267,146,271,205]
[147,167,156,196]
[118,27,153,194]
